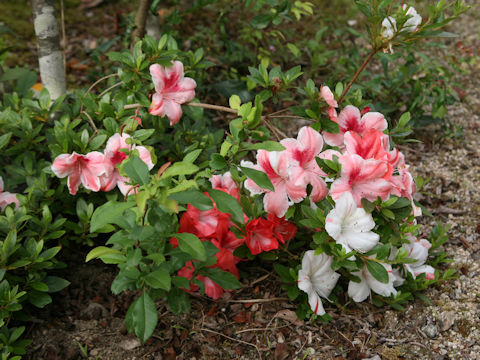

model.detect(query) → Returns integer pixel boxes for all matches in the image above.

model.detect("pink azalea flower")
[149,61,197,126]
[0,177,19,211]
[323,105,388,147]
[320,85,338,108]
[297,251,340,315]
[100,133,154,195]
[52,152,106,195]
[242,150,305,218]
[281,126,329,202]
[330,153,392,206]
[344,129,390,161]
[210,172,239,200]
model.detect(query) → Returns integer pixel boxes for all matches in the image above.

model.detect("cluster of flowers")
[52,133,154,195]
[241,87,433,315]
[171,172,296,299]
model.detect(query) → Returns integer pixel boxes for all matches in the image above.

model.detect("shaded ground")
[14,1,480,359]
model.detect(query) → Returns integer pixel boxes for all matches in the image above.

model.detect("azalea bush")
[0,0,468,351]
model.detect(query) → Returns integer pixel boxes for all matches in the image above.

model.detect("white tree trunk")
[31,0,66,100]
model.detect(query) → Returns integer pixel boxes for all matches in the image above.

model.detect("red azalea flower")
[267,214,297,244]
[245,218,278,255]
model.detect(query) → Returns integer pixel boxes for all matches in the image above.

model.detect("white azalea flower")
[403,236,435,280]
[348,261,397,302]
[402,5,422,32]
[298,251,340,315]
[325,192,380,254]
[381,16,397,40]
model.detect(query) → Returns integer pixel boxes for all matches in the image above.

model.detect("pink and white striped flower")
[100,133,154,195]
[149,61,196,126]
[52,152,106,195]
[242,150,305,218]
[323,105,388,147]
[281,126,329,202]
[298,251,340,315]
[0,177,19,211]
[330,153,392,206]
[320,85,338,108]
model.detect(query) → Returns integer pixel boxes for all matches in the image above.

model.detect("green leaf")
[229,95,241,110]
[366,260,389,284]
[240,166,274,191]
[29,291,52,308]
[90,201,135,233]
[144,269,171,291]
[208,189,244,224]
[168,287,191,314]
[43,276,70,293]
[0,133,12,150]
[183,149,202,163]
[210,153,227,170]
[168,190,213,211]
[86,246,123,262]
[122,155,150,185]
[175,233,206,262]
[125,292,158,343]
[250,14,272,29]
[201,268,242,290]
[161,162,199,178]
[244,141,285,151]
[273,263,294,282]
[31,282,49,292]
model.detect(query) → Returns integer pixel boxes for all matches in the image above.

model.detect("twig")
[226,297,289,304]
[131,0,152,49]
[86,74,118,96]
[235,324,288,335]
[98,82,122,98]
[338,49,377,104]
[81,111,98,135]
[431,206,466,215]
[188,102,238,114]
[200,328,262,359]
[250,273,270,286]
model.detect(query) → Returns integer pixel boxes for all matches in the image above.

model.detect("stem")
[337,49,377,104]
[130,0,152,49]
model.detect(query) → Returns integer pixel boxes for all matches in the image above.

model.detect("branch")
[337,49,377,104]
[130,0,152,49]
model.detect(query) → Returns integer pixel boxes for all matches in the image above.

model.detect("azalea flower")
[0,177,19,211]
[149,61,197,126]
[267,214,297,244]
[100,133,154,196]
[402,5,422,32]
[348,261,397,302]
[245,218,278,255]
[403,236,435,280]
[177,261,224,299]
[297,251,340,315]
[330,153,392,206]
[210,172,239,199]
[281,126,329,202]
[242,150,305,218]
[381,16,397,40]
[51,151,106,195]
[320,85,338,108]
[344,129,390,162]
[323,105,388,147]
[325,192,379,254]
